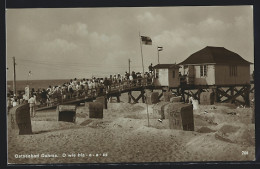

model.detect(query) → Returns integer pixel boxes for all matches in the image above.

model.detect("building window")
[172,70,175,78]
[230,65,237,76]
[200,65,207,77]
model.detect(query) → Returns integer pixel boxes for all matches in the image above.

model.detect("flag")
[141,36,152,45]
[158,46,163,51]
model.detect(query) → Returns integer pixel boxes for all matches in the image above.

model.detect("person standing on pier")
[28,95,36,117]
[125,71,130,80]
[149,63,154,74]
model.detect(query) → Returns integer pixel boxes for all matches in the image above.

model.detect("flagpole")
[139,32,145,75]
[139,32,150,127]
[27,71,29,86]
[157,46,160,64]
[27,74,29,86]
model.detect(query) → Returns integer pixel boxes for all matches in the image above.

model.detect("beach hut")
[153,64,180,88]
[178,46,252,86]
[178,46,252,106]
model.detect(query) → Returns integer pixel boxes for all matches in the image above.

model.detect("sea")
[7,79,71,92]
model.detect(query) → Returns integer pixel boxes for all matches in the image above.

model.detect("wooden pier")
[35,77,254,112]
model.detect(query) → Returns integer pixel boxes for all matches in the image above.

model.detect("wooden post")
[128,59,131,74]
[215,87,221,102]
[129,92,138,103]
[158,90,163,100]
[183,90,186,103]
[157,46,160,64]
[104,96,108,109]
[141,90,145,103]
[212,87,216,103]
[116,94,120,103]
[186,90,190,103]
[128,91,132,103]
[230,87,234,103]
[198,88,201,104]
[244,85,250,107]
[177,87,180,96]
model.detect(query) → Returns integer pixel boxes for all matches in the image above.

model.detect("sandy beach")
[8,92,255,164]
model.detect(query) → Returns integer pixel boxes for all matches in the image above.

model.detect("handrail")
[36,77,153,108]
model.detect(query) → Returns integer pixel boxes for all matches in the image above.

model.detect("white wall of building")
[194,65,215,85]
[168,68,180,87]
[153,68,180,87]
[154,69,168,86]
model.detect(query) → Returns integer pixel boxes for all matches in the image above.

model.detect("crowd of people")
[7,69,155,112]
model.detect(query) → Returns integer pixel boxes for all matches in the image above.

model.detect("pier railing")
[36,77,153,108]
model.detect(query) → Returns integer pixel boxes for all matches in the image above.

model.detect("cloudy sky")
[6,6,253,80]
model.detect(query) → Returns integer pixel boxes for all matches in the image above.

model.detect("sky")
[6,6,254,80]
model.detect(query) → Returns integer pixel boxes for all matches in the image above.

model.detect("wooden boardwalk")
[36,78,153,111]
[35,78,254,111]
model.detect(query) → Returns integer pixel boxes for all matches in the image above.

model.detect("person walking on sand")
[28,95,36,117]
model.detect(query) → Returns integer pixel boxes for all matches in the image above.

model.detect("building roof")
[179,46,252,65]
[153,64,180,69]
